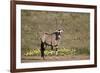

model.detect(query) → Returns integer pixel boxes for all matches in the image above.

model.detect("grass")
[23,48,90,56]
[21,10,90,50]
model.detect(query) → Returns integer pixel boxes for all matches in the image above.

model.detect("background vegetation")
[21,10,90,58]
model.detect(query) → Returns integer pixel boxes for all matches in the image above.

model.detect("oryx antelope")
[40,29,63,59]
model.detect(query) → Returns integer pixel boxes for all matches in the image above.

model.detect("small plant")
[24,48,41,56]
[23,48,90,56]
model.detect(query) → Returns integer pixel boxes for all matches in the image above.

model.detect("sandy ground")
[21,55,90,63]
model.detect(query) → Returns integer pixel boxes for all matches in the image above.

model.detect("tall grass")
[23,48,90,56]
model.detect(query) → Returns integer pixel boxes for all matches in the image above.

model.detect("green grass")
[23,48,90,56]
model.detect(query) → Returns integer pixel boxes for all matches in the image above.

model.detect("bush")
[23,48,90,56]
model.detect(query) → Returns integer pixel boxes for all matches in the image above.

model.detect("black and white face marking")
[56,29,63,39]
[59,29,63,33]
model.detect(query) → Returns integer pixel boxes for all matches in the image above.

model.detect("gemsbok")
[40,29,63,59]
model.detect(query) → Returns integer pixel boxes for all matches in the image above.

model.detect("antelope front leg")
[55,46,58,56]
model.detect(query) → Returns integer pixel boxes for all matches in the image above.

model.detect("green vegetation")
[23,48,90,56]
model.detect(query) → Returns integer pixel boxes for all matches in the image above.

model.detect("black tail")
[40,41,45,59]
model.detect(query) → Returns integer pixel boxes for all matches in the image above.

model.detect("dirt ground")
[21,55,90,63]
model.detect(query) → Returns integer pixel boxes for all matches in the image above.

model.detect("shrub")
[23,48,90,56]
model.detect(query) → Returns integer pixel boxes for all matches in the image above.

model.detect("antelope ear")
[55,29,63,33]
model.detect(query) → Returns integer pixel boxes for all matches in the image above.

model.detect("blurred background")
[21,10,90,50]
